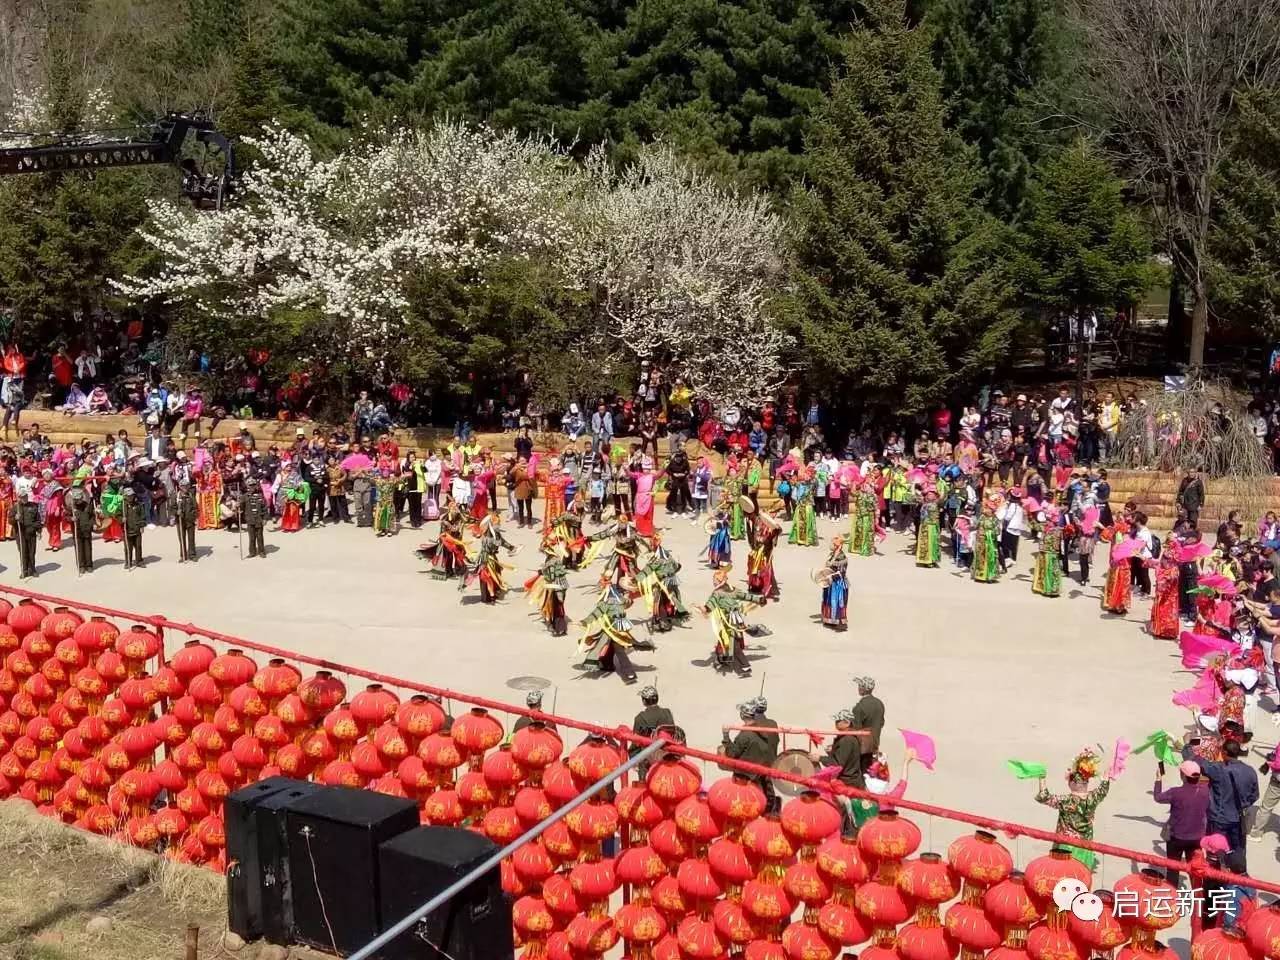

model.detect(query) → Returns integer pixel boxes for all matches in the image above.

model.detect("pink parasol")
[906,469,928,486]
[1080,506,1101,535]
[1177,541,1214,563]
[1021,497,1041,515]
[1198,572,1234,592]
[1179,630,1237,669]
[340,452,373,472]
[1110,538,1144,562]
[954,517,971,539]
[1172,683,1218,710]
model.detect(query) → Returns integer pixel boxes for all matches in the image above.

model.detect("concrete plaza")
[8,503,1279,891]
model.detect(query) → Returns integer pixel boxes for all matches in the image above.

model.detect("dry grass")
[0,800,218,960]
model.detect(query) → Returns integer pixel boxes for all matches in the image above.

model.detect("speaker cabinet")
[285,785,419,954]
[376,826,514,960]
[225,777,320,943]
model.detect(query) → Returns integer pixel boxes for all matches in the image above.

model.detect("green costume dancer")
[971,508,1001,583]
[915,494,941,567]
[849,486,877,556]
[725,473,747,541]
[1033,522,1064,597]
[787,473,818,546]
[373,474,399,535]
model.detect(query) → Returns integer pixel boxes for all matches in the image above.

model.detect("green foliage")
[1209,88,1280,335]
[927,0,1072,219]
[274,0,862,191]
[1012,139,1153,318]
[784,0,1017,415]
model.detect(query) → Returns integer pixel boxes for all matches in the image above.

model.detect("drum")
[739,495,756,515]
[773,749,819,796]
[810,566,834,586]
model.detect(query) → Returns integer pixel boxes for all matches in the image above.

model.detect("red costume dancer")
[746,509,783,602]
[0,472,14,540]
[543,465,567,534]
[1100,521,1132,614]
[1150,540,1180,639]
[42,476,64,550]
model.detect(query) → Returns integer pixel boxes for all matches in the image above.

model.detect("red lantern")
[212,705,243,739]
[481,805,520,843]
[564,735,623,788]
[565,795,618,848]
[511,840,555,886]
[510,722,562,778]
[653,874,687,919]
[395,694,445,743]
[619,844,668,889]
[22,630,54,664]
[784,860,833,909]
[252,658,301,706]
[819,901,872,947]
[118,675,159,713]
[227,683,268,719]
[1068,891,1126,955]
[321,759,362,788]
[1192,927,1253,960]
[119,724,160,763]
[422,788,464,825]
[481,744,523,793]
[742,814,796,865]
[190,721,227,760]
[371,774,408,798]
[8,599,49,637]
[782,790,843,850]
[300,730,338,766]
[170,639,215,684]
[945,903,1001,959]
[742,879,793,924]
[565,915,620,956]
[324,704,363,757]
[208,649,257,690]
[650,818,690,864]
[708,836,755,889]
[154,806,188,839]
[513,894,556,941]
[446,707,503,767]
[231,734,267,771]
[116,625,161,674]
[617,785,665,839]
[1027,924,1083,960]
[677,858,724,902]
[569,857,619,902]
[948,830,1014,899]
[817,834,870,885]
[514,786,552,826]
[1246,904,1280,960]
[372,723,411,762]
[675,793,720,846]
[985,873,1039,946]
[543,761,578,806]
[187,673,223,717]
[856,879,912,930]
[713,900,757,946]
[275,743,311,780]
[782,921,837,960]
[541,821,580,864]
[898,921,959,960]
[352,741,388,782]
[859,810,922,868]
[646,753,701,806]
[40,607,82,642]
[456,770,493,810]
[350,683,400,732]
[297,670,346,713]
[708,774,766,830]
[898,853,960,911]
[676,915,726,959]
[1024,848,1092,913]
[154,759,185,793]
[274,693,312,730]
[1111,870,1178,948]
[152,664,183,702]
[618,902,669,954]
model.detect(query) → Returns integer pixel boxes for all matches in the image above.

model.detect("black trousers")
[1179,563,1198,618]
[329,493,351,523]
[1165,837,1199,884]
[74,529,94,571]
[407,491,423,527]
[125,532,143,568]
[248,524,266,557]
[614,492,631,514]
[601,643,638,683]
[1131,556,1152,595]
[517,498,533,525]
[667,478,690,513]
[1000,530,1020,566]
[308,486,326,523]
[18,530,36,577]
[178,522,195,562]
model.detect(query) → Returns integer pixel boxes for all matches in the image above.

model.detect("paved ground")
[7,504,1280,898]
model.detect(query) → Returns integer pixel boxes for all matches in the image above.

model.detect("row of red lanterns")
[1,594,1278,960]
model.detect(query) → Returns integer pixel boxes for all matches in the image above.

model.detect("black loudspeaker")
[226,777,321,943]
[376,826,514,960]
[285,785,419,954]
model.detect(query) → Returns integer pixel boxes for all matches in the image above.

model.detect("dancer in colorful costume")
[196,466,221,530]
[524,536,570,636]
[637,535,689,633]
[577,583,649,684]
[914,490,941,567]
[705,505,732,567]
[592,513,650,586]
[101,478,124,543]
[700,566,761,678]
[416,496,470,579]
[1032,506,1063,597]
[0,471,14,540]
[746,507,783,603]
[971,500,1001,583]
[1100,517,1134,614]
[1150,535,1181,638]
[550,494,589,569]
[280,469,309,533]
[788,467,818,546]
[723,466,747,540]
[462,511,516,603]
[1033,748,1111,869]
[372,469,398,535]
[849,480,877,557]
[820,536,849,630]
[542,460,567,534]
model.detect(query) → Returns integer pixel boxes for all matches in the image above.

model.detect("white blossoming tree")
[114,121,791,405]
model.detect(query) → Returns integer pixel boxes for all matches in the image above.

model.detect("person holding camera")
[1249,745,1280,843]
[1185,739,1259,862]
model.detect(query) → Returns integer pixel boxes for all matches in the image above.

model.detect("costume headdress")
[1067,747,1101,785]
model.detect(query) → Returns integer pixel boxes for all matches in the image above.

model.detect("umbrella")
[1022,497,1042,516]
[1179,630,1236,669]
[1080,506,1101,535]
[1198,572,1234,592]
[340,452,373,472]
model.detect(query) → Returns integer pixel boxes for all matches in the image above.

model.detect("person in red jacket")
[2,343,27,436]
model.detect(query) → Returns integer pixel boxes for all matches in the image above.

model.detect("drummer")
[721,697,781,813]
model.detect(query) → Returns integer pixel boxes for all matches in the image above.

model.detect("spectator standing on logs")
[1178,470,1206,528]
